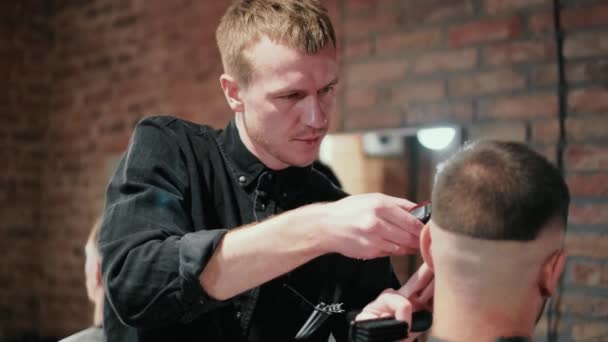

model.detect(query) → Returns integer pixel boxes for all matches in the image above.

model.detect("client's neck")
[430,282,536,342]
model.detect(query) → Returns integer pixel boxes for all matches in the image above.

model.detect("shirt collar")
[217,119,313,192]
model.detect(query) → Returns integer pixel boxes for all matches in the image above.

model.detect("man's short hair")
[432,140,570,241]
[216,0,336,86]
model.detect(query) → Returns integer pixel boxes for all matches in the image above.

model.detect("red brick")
[375,29,443,54]
[572,322,608,341]
[344,110,402,130]
[345,0,377,14]
[567,116,608,143]
[448,16,522,47]
[343,38,373,60]
[569,88,608,114]
[567,173,608,197]
[562,3,608,30]
[531,119,560,144]
[566,144,608,171]
[388,81,445,106]
[345,60,409,86]
[534,145,558,164]
[528,10,554,35]
[324,0,342,28]
[412,48,478,74]
[448,70,525,96]
[567,60,608,83]
[569,203,608,226]
[343,10,400,39]
[405,102,474,125]
[530,59,608,86]
[400,0,474,25]
[603,264,608,287]
[469,122,527,142]
[344,87,378,110]
[98,134,130,154]
[483,40,554,66]
[564,31,608,59]
[559,293,608,317]
[482,93,558,119]
[483,0,551,14]
[569,260,603,286]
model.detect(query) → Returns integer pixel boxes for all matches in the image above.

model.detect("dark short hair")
[432,140,570,241]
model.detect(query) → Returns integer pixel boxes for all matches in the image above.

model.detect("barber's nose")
[301,96,327,129]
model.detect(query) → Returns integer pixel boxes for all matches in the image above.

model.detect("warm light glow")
[416,127,457,150]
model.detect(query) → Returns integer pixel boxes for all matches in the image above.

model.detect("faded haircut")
[432,140,570,241]
[216,0,336,86]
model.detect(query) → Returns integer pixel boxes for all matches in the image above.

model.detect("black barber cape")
[99,116,399,341]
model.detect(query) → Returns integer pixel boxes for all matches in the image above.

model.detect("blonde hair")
[216,0,336,86]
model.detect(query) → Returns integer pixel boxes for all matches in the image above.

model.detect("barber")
[98,1,429,341]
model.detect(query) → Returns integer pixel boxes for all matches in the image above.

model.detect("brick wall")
[338,1,608,341]
[0,1,51,340]
[2,0,607,340]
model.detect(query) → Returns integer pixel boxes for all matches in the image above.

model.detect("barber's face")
[237,36,338,169]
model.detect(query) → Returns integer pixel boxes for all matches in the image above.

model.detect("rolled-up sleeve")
[99,117,228,327]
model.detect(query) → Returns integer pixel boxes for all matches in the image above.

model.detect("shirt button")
[238,176,246,183]
[235,311,241,320]
[260,203,266,210]
[282,192,287,197]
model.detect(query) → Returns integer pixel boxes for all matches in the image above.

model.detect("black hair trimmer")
[348,310,433,342]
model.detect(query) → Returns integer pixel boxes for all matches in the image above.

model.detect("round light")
[416,127,457,151]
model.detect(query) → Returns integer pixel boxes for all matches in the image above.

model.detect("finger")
[378,221,420,250]
[356,290,413,322]
[380,206,424,238]
[355,311,391,321]
[384,196,418,211]
[398,263,434,297]
[417,278,434,306]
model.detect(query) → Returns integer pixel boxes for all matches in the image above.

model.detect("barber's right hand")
[317,193,423,260]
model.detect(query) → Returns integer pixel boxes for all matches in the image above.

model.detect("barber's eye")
[319,86,334,95]
[282,92,304,100]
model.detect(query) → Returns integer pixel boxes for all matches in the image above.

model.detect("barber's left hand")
[356,263,434,342]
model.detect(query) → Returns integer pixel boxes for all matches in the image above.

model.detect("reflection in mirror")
[319,126,461,284]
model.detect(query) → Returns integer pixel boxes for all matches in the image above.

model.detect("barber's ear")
[420,225,434,271]
[220,74,244,113]
[539,250,567,297]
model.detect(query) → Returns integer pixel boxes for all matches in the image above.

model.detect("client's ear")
[420,225,434,271]
[539,250,567,297]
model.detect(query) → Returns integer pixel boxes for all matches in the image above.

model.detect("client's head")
[420,140,570,340]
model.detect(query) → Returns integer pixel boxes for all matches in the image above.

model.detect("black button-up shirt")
[99,116,399,341]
